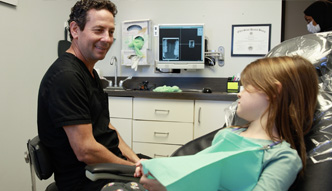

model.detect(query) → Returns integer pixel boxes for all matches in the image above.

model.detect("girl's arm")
[253,148,302,191]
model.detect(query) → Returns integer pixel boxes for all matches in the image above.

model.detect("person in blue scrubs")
[134,56,319,191]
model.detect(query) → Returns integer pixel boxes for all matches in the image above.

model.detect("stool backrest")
[27,136,54,180]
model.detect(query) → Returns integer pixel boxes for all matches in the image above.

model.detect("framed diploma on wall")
[0,0,18,6]
[231,24,271,56]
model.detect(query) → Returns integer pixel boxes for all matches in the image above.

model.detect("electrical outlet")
[154,25,159,36]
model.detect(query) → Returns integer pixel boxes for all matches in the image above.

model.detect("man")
[38,1,140,190]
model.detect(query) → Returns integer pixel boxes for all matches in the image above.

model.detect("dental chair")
[86,32,332,191]
[266,31,332,191]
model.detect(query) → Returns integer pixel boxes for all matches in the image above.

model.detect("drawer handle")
[198,107,201,124]
[154,132,170,137]
[154,109,170,115]
[154,154,169,158]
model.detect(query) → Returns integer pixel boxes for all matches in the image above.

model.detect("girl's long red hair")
[241,56,319,173]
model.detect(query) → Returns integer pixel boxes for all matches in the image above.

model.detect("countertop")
[104,76,239,101]
[105,89,238,101]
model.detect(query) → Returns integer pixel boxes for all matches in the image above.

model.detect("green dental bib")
[142,128,268,191]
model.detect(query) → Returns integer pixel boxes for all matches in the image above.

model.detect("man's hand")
[134,159,147,177]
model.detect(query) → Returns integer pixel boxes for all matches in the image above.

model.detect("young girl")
[130,56,319,191]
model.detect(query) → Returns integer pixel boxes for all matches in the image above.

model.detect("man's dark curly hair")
[67,0,118,40]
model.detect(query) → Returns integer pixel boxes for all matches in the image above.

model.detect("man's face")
[75,9,115,64]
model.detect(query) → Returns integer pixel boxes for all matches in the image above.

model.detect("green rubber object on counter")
[153,85,182,92]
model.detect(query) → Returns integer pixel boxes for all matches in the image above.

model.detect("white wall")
[0,1,75,190]
[96,0,282,78]
[0,0,281,190]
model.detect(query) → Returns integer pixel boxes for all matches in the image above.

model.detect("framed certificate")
[231,24,271,56]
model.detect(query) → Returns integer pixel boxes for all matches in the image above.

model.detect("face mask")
[307,21,321,33]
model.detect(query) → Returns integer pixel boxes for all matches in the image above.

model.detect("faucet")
[119,76,133,88]
[110,56,118,87]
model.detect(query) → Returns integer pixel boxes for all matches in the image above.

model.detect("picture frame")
[231,24,271,56]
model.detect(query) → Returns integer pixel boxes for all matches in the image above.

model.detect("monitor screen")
[156,24,205,69]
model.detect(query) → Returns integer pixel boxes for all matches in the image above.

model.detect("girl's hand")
[140,173,167,191]
[134,159,147,177]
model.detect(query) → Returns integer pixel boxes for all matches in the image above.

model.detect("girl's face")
[236,85,270,122]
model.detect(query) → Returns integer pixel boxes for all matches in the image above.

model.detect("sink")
[104,86,126,91]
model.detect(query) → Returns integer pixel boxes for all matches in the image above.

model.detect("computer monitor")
[155,24,205,69]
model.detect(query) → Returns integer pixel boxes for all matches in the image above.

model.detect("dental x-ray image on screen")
[162,38,180,60]
[156,24,205,69]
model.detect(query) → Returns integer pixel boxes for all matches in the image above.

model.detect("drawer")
[133,98,194,122]
[133,142,181,158]
[133,121,193,145]
[108,97,132,118]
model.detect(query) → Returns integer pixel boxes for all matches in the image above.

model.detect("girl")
[132,56,319,191]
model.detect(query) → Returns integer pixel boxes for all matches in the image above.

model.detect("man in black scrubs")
[37,1,141,190]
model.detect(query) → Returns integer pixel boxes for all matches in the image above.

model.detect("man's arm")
[63,123,134,165]
[109,123,140,163]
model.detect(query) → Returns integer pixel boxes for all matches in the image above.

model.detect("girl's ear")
[69,21,79,39]
[275,81,282,94]
[270,81,282,100]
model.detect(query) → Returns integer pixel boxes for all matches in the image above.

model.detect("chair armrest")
[85,163,139,182]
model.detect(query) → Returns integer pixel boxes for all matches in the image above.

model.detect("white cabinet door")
[194,100,232,139]
[108,97,133,148]
[108,97,132,118]
[110,118,132,148]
